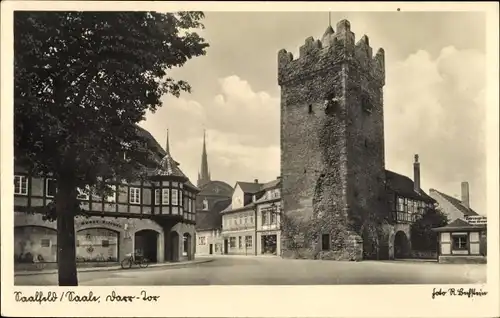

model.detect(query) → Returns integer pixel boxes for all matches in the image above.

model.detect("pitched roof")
[385,170,435,203]
[220,202,256,214]
[236,178,281,195]
[432,217,486,232]
[430,188,479,217]
[260,178,280,191]
[237,181,264,194]
[196,198,231,230]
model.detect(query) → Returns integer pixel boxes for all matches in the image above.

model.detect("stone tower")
[197,130,211,188]
[279,20,387,260]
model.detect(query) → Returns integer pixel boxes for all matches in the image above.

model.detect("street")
[15,256,486,286]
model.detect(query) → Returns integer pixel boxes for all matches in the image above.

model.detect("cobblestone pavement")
[14,255,486,286]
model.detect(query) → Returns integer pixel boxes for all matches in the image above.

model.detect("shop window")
[41,239,51,247]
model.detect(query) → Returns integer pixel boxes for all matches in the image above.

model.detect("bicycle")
[120,253,149,269]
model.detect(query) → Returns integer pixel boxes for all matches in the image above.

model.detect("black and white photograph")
[1,1,499,318]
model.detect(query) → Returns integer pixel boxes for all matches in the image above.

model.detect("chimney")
[413,154,420,193]
[461,182,470,208]
[254,179,258,183]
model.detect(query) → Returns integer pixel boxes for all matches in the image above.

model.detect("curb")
[14,259,214,277]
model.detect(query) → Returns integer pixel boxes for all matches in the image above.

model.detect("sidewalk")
[14,258,214,277]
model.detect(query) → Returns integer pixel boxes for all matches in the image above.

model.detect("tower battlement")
[278,19,385,87]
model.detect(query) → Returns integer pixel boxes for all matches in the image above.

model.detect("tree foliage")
[14,11,208,285]
[410,207,449,252]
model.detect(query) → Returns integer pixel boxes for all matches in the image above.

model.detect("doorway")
[394,231,410,259]
[223,239,228,254]
[261,234,277,255]
[209,244,213,255]
[134,230,159,263]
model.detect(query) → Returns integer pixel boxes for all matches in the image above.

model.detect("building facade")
[14,128,198,265]
[433,218,487,264]
[220,181,258,255]
[255,179,281,256]
[279,19,436,261]
[220,178,282,256]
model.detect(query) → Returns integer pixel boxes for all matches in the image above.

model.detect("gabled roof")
[195,198,231,231]
[220,202,256,214]
[429,188,479,217]
[261,178,280,191]
[432,218,486,232]
[385,170,435,203]
[237,181,264,194]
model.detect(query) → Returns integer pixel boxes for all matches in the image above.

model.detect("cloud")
[385,46,486,213]
[139,75,280,187]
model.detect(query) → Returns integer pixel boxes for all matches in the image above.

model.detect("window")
[229,237,236,248]
[321,234,330,251]
[397,197,404,212]
[245,236,253,248]
[179,191,183,205]
[105,185,116,202]
[198,236,206,245]
[238,236,243,249]
[154,189,160,205]
[270,212,276,225]
[77,186,90,200]
[250,215,254,224]
[76,240,80,247]
[102,240,110,247]
[452,235,468,250]
[41,239,51,247]
[308,104,312,113]
[202,199,209,210]
[171,189,178,205]
[14,175,28,195]
[46,178,57,198]
[262,210,267,225]
[162,188,170,205]
[129,187,141,204]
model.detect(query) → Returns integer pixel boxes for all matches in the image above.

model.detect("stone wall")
[279,20,386,261]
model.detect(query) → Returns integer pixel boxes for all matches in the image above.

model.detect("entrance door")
[223,239,228,254]
[209,244,213,255]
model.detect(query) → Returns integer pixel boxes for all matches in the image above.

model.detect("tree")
[14,11,209,286]
[410,207,449,252]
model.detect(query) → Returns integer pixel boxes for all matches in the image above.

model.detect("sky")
[138,11,487,214]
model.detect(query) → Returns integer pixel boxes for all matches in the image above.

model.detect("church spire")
[197,129,211,187]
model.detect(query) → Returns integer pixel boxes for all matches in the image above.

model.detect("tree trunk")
[56,177,78,286]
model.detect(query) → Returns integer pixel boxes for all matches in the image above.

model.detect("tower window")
[321,234,330,251]
[308,104,312,114]
[364,139,368,148]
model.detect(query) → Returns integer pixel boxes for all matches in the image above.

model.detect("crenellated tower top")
[278,19,385,87]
